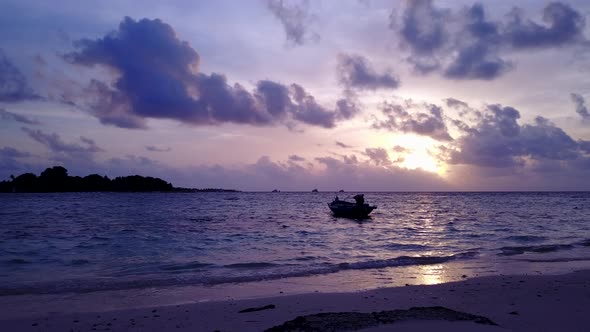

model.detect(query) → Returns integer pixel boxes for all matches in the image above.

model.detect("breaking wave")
[0,252,477,296]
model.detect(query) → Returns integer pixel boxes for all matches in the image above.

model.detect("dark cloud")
[22,127,103,155]
[146,146,172,152]
[444,4,511,80]
[365,147,391,166]
[0,147,36,180]
[391,0,449,73]
[392,145,408,153]
[0,49,39,102]
[335,141,351,148]
[448,105,587,168]
[0,108,40,125]
[579,140,590,153]
[65,17,350,130]
[334,98,360,120]
[391,2,587,80]
[397,0,449,56]
[266,0,319,46]
[0,146,32,159]
[445,98,469,109]
[288,154,305,162]
[342,154,358,165]
[505,3,585,49]
[571,93,589,120]
[289,84,337,128]
[463,4,499,39]
[337,54,400,90]
[443,43,511,80]
[449,118,476,135]
[373,100,453,141]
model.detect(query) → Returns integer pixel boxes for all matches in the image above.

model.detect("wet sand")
[1,269,589,331]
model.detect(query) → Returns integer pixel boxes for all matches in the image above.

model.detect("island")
[0,166,239,193]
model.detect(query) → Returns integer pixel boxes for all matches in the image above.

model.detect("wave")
[3,258,31,265]
[337,253,475,271]
[159,261,212,271]
[380,243,430,251]
[503,235,547,243]
[517,257,590,263]
[497,244,574,256]
[68,259,91,266]
[0,252,477,296]
[223,262,278,269]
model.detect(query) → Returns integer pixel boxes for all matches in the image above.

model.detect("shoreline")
[2,255,589,320]
[1,269,589,331]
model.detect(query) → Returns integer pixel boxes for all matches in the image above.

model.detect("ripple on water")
[504,235,547,243]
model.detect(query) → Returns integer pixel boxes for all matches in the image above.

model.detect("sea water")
[1,192,589,298]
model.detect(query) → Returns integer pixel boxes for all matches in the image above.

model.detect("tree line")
[0,166,175,193]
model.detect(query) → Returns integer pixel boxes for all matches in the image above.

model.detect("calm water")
[1,192,589,295]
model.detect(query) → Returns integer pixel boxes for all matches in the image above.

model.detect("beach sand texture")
[2,269,589,332]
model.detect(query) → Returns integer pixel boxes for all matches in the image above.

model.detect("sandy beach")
[2,269,589,331]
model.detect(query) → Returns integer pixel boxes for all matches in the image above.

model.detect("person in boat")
[353,194,364,206]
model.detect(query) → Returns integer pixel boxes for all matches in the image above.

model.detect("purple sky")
[1,0,589,191]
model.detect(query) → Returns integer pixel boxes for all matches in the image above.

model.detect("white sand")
[2,270,589,331]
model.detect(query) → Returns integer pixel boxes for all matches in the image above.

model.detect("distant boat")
[328,194,376,218]
[312,188,319,192]
[338,189,344,193]
[272,189,280,193]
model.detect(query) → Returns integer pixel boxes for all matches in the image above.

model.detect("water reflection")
[417,264,446,285]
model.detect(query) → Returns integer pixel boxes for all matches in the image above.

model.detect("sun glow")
[391,135,447,176]
[401,150,444,174]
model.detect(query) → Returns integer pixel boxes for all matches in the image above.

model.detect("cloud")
[0,146,32,159]
[392,145,408,153]
[0,108,40,125]
[390,2,587,80]
[288,84,338,128]
[0,147,36,180]
[337,53,400,90]
[266,0,319,46]
[364,147,391,166]
[154,153,448,191]
[22,127,103,156]
[335,141,351,148]
[0,133,104,182]
[146,145,172,152]
[442,4,511,80]
[396,0,449,57]
[505,3,586,49]
[580,140,590,153]
[65,17,352,130]
[443,43,511,80]
[445,98,469,109]
[571,93,589,120]
[288,154,305,162]
[448,105,587,169]
[373,100,453,141]
[0,49,39,102]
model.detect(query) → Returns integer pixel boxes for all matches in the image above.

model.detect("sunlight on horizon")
[386,134,448,176]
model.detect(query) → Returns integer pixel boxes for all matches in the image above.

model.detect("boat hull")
[328,202,376,218]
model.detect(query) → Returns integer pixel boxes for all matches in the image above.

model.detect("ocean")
[1,192,589,299]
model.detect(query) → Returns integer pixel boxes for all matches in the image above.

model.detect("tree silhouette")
[0,166,175,193]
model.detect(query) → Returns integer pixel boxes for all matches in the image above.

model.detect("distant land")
[0,166,239,193]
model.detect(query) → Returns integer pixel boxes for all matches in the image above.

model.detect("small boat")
[328,194,376,218]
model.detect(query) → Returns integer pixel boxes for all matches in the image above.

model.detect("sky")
[1,0,589,191]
